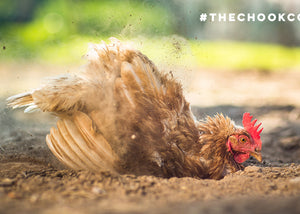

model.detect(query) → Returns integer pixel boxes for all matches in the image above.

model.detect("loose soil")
[0,64,299,214]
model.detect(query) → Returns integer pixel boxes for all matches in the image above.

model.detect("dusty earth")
[0,63,300,214]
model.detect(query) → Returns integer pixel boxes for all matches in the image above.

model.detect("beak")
[249,151,262,162]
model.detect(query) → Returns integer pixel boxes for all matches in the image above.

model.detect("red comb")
[242,112,263,146]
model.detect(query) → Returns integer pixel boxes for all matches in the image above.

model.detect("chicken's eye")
[240,138,246,143]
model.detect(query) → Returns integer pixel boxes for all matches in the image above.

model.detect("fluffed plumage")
[7,38,263,179]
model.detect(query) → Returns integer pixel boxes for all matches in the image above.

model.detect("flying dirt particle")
[3,46,6,50]
[172,41,182,53]
[129,14,132,17]
[195,36,198,40]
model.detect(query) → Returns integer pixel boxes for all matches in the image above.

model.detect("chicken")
[7,38,263,179]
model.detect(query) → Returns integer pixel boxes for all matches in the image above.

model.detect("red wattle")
[234,153,250,163]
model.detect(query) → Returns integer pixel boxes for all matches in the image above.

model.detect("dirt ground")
[0,63,300,214]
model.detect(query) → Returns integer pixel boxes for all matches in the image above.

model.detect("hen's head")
[227,113,263,163]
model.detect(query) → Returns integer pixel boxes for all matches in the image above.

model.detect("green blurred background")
[1,0,300,70]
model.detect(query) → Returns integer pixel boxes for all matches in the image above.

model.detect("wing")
[7,38,201,176]
[46,111,117,172]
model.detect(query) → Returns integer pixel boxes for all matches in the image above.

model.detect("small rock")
[0,178,15,187]
[91,186,106,195]
[29,194,39,203]
[54,172,64,178]
[269,184,278,190]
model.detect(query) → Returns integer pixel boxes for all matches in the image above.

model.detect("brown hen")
[7,38,263,179]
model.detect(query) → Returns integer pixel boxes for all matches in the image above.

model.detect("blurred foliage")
[0,0,174,59]
[191,41,300,70]
[1,0,300,70]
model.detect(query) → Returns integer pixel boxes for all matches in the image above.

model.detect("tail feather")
[6,92,39,113]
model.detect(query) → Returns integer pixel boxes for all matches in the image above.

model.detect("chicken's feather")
[46,112,117,172]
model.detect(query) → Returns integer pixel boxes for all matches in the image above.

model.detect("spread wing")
[46,112,117,171]
[7,38,200,176]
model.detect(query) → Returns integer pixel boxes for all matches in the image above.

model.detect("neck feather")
[197,113,241,179]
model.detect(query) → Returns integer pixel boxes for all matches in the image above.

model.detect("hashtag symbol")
[199,13,207,22]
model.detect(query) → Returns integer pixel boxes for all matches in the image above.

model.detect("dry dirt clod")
[244,166,262,173]
[0,178,15,187]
